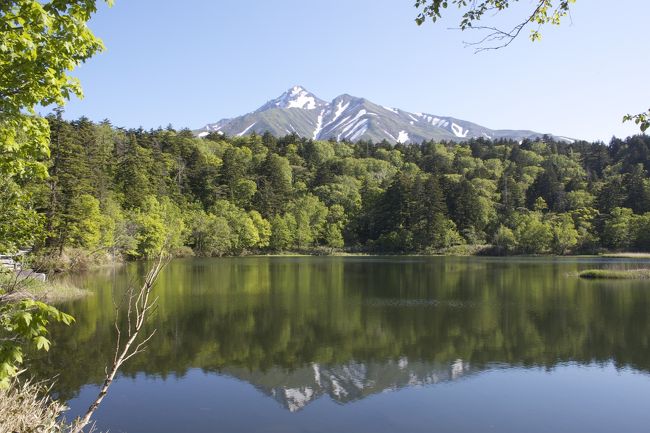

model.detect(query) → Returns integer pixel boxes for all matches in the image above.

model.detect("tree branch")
[69,253,168,433]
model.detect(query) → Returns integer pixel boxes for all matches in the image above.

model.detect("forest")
[3,111,650,262]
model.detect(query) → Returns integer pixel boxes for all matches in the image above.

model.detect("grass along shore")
[0,273,89,303]
[599,253,650,259]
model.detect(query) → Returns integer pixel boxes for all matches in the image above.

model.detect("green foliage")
[624,110,650,133]
[269,214,295,251]
[67,194,102,249]
[0,0,107,390]
[493,225,517,254]
[9,115,650,258]
[602,207,635,250]
[550,213,579,255]
[287,195,328,248]
[127,196,186,259]
[512,211,552,254]
[413,0,575,43]
[0,0,110,178]
[0,295,74,388]
[579,269,650,280]
[249,210,271,248]
[571,207,599,251]
[187,209,232,257]
[0,178,44,253]
[212,200,260,253]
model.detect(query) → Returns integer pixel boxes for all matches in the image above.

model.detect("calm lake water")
[32,257,650,433]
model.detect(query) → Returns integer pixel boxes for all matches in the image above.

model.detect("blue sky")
[56,0,649,142]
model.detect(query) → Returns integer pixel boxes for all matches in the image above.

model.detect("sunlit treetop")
[0,0,112,177]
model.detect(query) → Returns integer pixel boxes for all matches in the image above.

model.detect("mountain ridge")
[196,86,573,144]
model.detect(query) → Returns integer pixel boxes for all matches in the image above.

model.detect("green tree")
[67,194,102,249]
[513,211,552,254]
[187,209,232,257]
[0,0,109,386]
[324,204,346,250]
[287,195,328,248]
[602,207,636,250]
[249,210,271,249]
[269,214,295,251]
[493,225,517,254]
[0,0,110,178]
[550,213,579,255]
[0,178,44,253]
[211,200,259,253]
[127,196,186,258]
[115,134,153,209]
[255,153,293,216]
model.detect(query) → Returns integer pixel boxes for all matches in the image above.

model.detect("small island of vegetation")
[579,269,650,280]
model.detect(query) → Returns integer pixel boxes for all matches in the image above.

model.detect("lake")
[33,256,650,433]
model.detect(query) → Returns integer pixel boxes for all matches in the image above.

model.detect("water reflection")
[222,358,473,412]
[30,257,650,411]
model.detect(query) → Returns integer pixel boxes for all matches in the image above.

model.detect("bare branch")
[69,253,169,433]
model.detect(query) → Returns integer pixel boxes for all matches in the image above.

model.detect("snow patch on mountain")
[286,87,318,109]
[397,130,409,143]
[334,101,350,120]
[451,122,468,138]
[313,109,325,139]
[348,120,369,141]
[257,85,325,112]
[237,122,257,136]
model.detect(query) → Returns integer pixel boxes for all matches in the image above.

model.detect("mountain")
[196,85,573,144]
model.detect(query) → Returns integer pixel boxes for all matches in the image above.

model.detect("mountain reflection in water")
[226,358,471,412]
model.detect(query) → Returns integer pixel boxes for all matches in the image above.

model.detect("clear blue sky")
[56,0,649,142]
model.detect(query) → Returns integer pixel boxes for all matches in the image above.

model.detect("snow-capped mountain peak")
[197,87,570,144]
[256,85,327,112]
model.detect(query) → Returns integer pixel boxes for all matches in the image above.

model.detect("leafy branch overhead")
[624,111,650,133]
[414,0,575,50]
[413,0,647,133]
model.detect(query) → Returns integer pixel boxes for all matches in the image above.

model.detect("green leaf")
[34,336,51,351]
